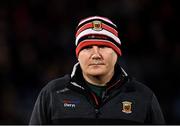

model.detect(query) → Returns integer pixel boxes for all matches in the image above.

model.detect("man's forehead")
[83,44,108,47]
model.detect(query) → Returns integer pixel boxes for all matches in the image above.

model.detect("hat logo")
[122,101,132,114]
[92,21,102,31]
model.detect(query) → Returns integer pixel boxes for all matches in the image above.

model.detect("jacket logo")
[122,101,132,114]
[63,99,80,108]
[92,21,102,31]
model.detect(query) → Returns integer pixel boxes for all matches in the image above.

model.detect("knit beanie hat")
[75,16,122,57]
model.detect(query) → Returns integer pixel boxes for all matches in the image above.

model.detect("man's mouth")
[89,61,105,66]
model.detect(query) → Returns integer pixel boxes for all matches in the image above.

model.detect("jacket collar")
[70,62,128,91]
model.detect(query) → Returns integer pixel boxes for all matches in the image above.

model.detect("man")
[29,16,165,124]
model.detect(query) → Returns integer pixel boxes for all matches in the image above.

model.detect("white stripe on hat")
[78,16,117,27]
[75,28,121,45]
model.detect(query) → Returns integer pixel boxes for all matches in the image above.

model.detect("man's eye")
[99,45,107,48]
[83,46,93,50]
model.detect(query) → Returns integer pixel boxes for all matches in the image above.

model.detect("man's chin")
[88,71,105,76]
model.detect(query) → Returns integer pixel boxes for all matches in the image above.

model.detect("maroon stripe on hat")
[76,19,117,33]
[102,23,118,36]
[76,22,92,37]
[76,22,118,37]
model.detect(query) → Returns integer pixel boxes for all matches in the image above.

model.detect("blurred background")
[0,0,179,124]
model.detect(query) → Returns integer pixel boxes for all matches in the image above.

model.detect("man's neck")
[82,71,114,86]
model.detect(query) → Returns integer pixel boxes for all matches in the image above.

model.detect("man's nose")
[91,46,101,59]
[92,46,100,54]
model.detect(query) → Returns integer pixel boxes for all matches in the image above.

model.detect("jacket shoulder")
[41,74,71,93]
[127,78,154,96]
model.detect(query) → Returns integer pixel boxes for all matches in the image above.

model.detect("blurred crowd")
[0,0,179,124]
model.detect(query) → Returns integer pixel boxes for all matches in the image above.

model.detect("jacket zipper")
[90,92,101,118]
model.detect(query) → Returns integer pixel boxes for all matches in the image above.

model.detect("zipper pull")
[95,108,100,118]
[95,109,99,114]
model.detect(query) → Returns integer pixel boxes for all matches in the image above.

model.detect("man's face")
[78,45,118,77]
